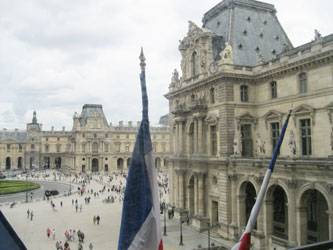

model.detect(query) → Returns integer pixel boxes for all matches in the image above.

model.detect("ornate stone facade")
[0,104,170,173]
[165,0,333,249]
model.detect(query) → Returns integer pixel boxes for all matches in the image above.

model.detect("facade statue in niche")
[73,112,79,118]
[233,135,241,156]
[171,69,180,88]
[256,134,265,156]
[219,42,233,64]
[288,130,296,155]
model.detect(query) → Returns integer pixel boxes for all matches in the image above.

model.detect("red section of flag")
[239,232,251,250]
[158,239,163,250]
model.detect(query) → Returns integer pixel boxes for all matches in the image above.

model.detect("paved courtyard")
[1,171,233,250]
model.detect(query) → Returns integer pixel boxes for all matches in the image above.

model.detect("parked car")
[44,190,59,197]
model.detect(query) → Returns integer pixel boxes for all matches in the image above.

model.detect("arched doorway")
[6,157,11,170]
[44,157,50,169]
[127,158,131,168]
[117,158,124,171]
[55,157,61,169]
[163,158,167,168]
[30,157,35,169]
[155,157,161,169]
[92,158,99,172]
[18,157,23,169]
[299,189,329,244]
[104,164,108,172]
[266,185,288,240]
[239,181,257,229]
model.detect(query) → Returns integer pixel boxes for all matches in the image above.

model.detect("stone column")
[175,122,179,153]
[198,173,204,216]
[179,170,184,209]
[296,206,307,246]
[179,121,183,154]
[198,117,203,154]
[194,174,198,215]
[194,119,198,154]
[328,212,333,240]
[229,175,237,225]
[288,187,297,244]
[175,171,179,207]
[264,199,273,246]
[238,195,246,228]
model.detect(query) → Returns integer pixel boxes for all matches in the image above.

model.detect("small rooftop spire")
[139,47,146,72]
[32,110,37,123]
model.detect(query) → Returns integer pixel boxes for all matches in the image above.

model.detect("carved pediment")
[205,113,218,125]
[262,110,285,129]
[292,104,316,126]
[235,112,258,130]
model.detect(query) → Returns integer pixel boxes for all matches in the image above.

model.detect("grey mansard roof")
[79,104,109,127]
[0,131,27,143]
[202,0,293,66]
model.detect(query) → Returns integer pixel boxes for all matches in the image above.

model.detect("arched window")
[92,142,98,154]
[210,88,215,104]
[191,51,198,76]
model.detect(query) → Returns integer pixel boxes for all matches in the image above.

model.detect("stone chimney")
[137,121,141,127]
[128,121,132,127]
[119,121,123,127]
[2,128,7,135]
[39,124,43,131]
[62,126,65,132]
[14,128,18,136]
[51,126,54,133]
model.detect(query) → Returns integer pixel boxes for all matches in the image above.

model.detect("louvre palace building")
[165,0,333,249]
[0,104,170,173]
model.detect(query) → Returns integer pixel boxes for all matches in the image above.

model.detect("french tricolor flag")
[232,110,292,250]
[117,49,163,250]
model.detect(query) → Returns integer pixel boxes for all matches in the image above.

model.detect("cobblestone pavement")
[1,171,234,250]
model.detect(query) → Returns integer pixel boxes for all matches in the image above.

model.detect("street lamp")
[163,203,167,236]
[25,168,28,203]
[179,213,184,246]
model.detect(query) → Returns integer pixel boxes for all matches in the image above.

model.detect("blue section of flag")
[117,53,154,250]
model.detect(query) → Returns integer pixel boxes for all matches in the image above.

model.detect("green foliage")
[0,180,40,195]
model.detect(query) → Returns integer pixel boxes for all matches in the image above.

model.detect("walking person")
[96,215,100,225]
[52,228,56,240]
[27,209,30,218]
[93,216,96,225]
[78,242,83,250]
[89,242,93,250]
[47,227,51,238]
[30,211,33,221]
[80,204,82,212]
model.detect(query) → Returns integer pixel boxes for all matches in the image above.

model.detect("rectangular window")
[105,143,108,152]
[46,137,48,141]
[57,137,60,141]
[116,144,120,152]
[67,144,71,152]
[19,144,22,152]
[241,124,253,157]
[271,122,280,155]
[56,144,60,153]
[126,134,129,139]
[299,73,307,93]
[300,119,311,156]
[210,125,217,156]
[82,144,86,153]
[162,144,166,152]
[45,145,49,152]
[240,85,249,102]
[125,145,130,153]
[271,81,277,99]
[7,144,10,152]
[31,144,35,151]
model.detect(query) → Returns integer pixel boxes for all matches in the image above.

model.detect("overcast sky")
[0,0,332,131]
